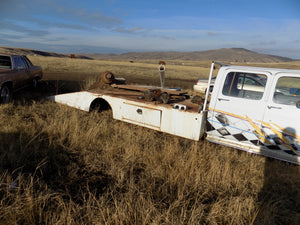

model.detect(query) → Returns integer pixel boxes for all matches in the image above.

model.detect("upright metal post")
[159,64,165,88]
[200,61,215,112]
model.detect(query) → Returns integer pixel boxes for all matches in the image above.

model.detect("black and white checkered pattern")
[207,117,298,156]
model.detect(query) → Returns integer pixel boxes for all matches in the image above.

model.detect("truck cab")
[206,63,300,164]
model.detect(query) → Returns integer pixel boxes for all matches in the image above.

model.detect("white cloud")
[112,26,144,34]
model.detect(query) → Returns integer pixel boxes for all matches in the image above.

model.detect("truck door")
[207,70,269,145]
[262,74,300,156]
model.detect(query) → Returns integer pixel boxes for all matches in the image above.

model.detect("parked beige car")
[0,53,43,103]
[193,75,266,93]
[193,77,216,93]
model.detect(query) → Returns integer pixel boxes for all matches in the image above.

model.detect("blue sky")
[0,0,300,58]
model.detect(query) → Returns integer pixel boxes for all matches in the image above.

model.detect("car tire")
[33,78,39,88]
[0,85,12,103]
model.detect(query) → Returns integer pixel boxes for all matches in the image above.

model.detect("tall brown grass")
[28,56,214,89]
[0,56,300,224]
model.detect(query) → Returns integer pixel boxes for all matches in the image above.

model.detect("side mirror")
[296,100,300,109]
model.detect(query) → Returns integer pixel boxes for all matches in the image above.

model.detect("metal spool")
[100,71,115,84]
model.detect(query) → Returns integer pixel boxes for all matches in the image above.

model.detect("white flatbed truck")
[49,62,300,165]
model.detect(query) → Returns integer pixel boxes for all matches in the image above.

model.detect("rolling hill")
[87,48,292,63]
[0,46,294,63]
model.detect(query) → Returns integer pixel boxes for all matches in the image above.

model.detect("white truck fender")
[48,91,99,112]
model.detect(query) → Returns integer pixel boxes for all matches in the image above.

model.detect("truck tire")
[0,85,12,103]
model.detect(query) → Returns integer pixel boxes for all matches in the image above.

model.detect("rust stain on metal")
[88,86,200,113]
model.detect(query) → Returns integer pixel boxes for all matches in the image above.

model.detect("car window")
[0,56,12,69]
[13,56,26,70]
[273,76,300,106]
[222,72,267,100]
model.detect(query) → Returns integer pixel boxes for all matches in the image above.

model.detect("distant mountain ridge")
[0,46,66,58]
[74,48,295,63]
[89,48,292,63]
[0,46,294,63]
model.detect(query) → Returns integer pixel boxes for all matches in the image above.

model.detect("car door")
[262,73,300,156]
[207,69,269,145]
[22,56,34,81]
[12,56,28,88]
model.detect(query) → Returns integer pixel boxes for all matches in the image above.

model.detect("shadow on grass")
[10,79,85,109]
[255,158,300,225]
[0,130,114,204]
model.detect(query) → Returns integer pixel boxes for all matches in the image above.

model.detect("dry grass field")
[28,56,214,91]
[0,56,300,224]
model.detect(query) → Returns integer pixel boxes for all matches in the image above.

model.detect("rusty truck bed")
[88,85,202,113]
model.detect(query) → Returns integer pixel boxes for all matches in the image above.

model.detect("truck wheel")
[0,85,11,103]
